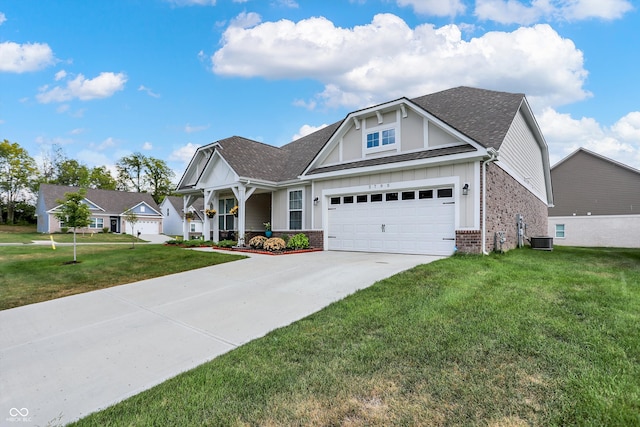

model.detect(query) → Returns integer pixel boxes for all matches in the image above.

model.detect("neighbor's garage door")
[124,219,159,235]
[327,188,455,255]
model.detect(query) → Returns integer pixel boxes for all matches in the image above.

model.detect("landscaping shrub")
[60,227,69,233]
[280,234,290,245]
[263,237,286,252]
[165,239,182,246]
[216,239,237,248]
[102,227,110,233]
[287,233,309,250]
[248,235,267,249]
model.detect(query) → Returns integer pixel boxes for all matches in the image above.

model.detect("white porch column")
[212,192,219,242]
[232,185,247,246]
[182,195,189,241]
[203,189,217,242]
[231,184,256,247]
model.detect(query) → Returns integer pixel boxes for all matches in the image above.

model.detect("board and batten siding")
[317,105,466,170]
[497,110,547,202]
[311,162,478,230]
[271,186,312,231]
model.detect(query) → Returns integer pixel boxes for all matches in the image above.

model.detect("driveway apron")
[0,250,440,425]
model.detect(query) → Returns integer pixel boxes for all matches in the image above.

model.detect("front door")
[110,217,119,233]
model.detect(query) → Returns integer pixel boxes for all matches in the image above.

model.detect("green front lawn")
[0,245,245,310]
[71,246,640,426]
[0,224,146,244]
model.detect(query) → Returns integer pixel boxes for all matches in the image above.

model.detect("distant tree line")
[0,139,177,224]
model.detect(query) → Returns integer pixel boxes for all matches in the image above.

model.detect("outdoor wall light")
[313,197,319,205]
[462,183,470,196]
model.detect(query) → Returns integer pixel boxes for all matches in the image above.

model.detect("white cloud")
[138,84,160,98]
[475,0,633,24]
[55,70,67,81]
[213,14,589,109]
[229,11,261,28]
[539,108,640,170]
[0,41,55,73]
[69,128,85,135]
[184,123,209,133]
[292,124,328,141]
[37,72,128,103]
[142,141,153,150]
[396,0,465,16]
[169,143,200,164]
[0,12,6,25]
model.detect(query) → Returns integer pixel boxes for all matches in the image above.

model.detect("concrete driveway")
[0,250,441,425]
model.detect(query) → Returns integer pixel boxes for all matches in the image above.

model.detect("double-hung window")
[555,224,565,238]
[218,198,236,231]
[289,189,303,230]
[89,217,104,229]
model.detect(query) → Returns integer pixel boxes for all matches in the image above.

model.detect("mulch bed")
[212,246,322,256]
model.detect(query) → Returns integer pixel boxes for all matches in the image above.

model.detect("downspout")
[482,148,499,255]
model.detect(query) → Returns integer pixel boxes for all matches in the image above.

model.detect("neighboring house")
[548,148,640,248]
[160,196,205,238]
[37,184,163,235]
[177,86,553,255]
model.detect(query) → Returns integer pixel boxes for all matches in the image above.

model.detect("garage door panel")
[327,188,456,256]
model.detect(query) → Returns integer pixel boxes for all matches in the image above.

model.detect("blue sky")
[1,0,639,180]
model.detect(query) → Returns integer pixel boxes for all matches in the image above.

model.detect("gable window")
[140,206,146,213]
[289,189,303,230]
[166,208,169,216]
[555,224,565,238]
[365,127,397,151]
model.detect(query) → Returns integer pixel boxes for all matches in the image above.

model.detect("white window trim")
[362,110,401,155]
[288,188,304,230]
[89,217,104,229]
[555,224,565,239]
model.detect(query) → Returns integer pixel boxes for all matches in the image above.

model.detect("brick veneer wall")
[484,163,548,252]
[244,230,324,249]
[456,230,482,254]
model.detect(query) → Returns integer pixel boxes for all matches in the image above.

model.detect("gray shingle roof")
[39,184,160,215]
[165,195,205,219]
[411,86,524,150]
[197,86,523,183]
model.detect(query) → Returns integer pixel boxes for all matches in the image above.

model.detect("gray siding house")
[548,148,640,248]
[177,86,554,255]
[37,184,163,235]
[160,196,205,238]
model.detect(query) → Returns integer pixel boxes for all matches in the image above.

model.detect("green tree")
[56,159,90,187]
[89,166,117,190]
[0,139,38,224]
[116,153,146,192]
[123,208,139,248]
[116,153,175,203]
[144,157,175,204]
[54,189,91,262]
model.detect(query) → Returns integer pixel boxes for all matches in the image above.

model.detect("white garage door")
[328,188,456,255]
[124,219,159,235]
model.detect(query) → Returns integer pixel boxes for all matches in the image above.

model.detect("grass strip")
[0,245,244,310]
